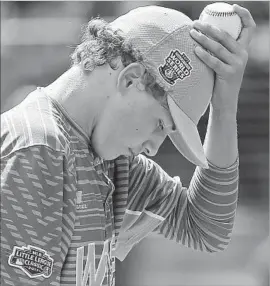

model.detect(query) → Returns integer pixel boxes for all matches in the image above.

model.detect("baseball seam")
[204,8,242,38]
[205,9,237,17]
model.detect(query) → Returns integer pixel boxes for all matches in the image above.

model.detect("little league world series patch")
[159,50,193,85]
[8,245,54,278]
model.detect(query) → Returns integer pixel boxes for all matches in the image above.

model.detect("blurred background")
[1,1,269,286]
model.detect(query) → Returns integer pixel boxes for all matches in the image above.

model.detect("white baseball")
[199,2,242,39]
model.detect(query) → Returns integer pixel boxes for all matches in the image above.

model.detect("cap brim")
[168,96,209,169]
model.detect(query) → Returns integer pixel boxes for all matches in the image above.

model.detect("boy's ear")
[117,63,146,94]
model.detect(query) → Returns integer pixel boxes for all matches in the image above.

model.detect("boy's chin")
[95,150,120,161]
[92,144,130,161]
[101,152,131,161]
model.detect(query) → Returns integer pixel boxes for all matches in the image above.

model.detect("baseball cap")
[110,5,215,168]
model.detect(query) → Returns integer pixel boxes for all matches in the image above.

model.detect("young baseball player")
[1,4,255,286]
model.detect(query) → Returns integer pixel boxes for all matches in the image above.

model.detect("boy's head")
[71,6,214,168]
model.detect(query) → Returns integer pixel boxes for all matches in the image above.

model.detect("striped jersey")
[1,88,239,286]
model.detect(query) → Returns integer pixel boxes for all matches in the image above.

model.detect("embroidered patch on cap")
[8,245,54,279]
[159,50,193,85]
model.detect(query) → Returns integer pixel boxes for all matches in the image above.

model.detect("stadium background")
[1,1,269,285]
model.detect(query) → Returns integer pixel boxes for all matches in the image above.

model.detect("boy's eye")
[158,119,165,131]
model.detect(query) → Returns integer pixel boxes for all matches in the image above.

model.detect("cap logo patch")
[8,245,54,279]
[159,50,192,85]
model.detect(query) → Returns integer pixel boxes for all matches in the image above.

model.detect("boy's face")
[91,85,176,160]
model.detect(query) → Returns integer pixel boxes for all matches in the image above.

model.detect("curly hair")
[71,17,168,109]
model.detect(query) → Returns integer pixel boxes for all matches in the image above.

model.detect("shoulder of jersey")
[1,90,68,157]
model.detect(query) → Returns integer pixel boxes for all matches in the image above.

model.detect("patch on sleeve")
[8,245,54,279]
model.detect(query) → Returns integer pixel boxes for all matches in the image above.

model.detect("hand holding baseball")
[190,3,256,116]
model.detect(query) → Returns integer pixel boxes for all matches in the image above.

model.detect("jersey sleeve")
[153,158,239,253]
[127,154,183,218]
[115,154,239,261]
[1,145,65,285]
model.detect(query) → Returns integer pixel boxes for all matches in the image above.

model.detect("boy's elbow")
[204,216,236,254]
[202,232,233,254]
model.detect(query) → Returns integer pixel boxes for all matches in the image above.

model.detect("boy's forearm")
[204,105,239,168]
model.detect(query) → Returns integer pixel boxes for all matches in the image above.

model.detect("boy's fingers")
[233,4,256,46]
